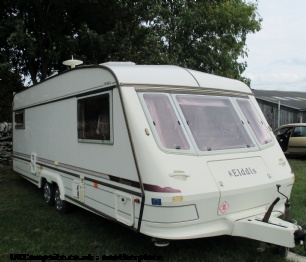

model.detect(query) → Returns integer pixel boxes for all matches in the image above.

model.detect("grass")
[0,158,305,262]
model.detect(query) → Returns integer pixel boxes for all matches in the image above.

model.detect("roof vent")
[100,61,136,66]
[63,56,83,68]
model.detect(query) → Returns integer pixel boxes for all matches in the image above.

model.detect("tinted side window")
[292,126,306,137]
[77,93,111,142]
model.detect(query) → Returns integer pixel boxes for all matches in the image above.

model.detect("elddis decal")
[228,167,257,177]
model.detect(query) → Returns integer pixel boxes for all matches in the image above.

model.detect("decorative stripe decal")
[108,175,141,188]
[13,152,181,194]
[85,177,142,197]
[109,175,181,193]
[143,184,181,193]
[13,154,80,179]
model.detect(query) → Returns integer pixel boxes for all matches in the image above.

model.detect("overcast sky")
[242,0,306,91]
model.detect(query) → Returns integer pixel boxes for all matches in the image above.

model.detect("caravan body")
[13,63,298,247]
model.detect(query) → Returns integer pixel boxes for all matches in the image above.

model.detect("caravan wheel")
[54,186,69,213]
[43,181,55,206]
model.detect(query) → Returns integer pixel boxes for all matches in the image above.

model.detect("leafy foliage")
[0,64,22,121]
[0,0,261,119]
[136,0,261,84]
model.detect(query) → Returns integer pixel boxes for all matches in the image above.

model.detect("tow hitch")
[276,184,306,251]
[254,185,306,253]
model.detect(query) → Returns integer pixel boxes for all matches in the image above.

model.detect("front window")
[236,99,272,145]
[143,93,190,150]
[176,95,254,151]
[140,92,273,154]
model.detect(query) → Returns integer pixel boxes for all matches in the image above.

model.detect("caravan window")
[15,110,25,129]
[236,99,272,145]
[77,92,112,143]
[175,95,255,151]
[143,93,190,150]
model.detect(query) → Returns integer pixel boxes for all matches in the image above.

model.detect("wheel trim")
[55,188,63,210]
[43,183,51,203]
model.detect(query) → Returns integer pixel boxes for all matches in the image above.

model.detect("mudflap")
[232,215,299,248]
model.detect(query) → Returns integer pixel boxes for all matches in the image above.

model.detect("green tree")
[3,0,77,84]
[1,0,261,87]
[74,0,261,85]
[0,0,23,121]
[0,63,22,122]
[121,0,261,84]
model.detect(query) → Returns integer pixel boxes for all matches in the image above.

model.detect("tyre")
[43,181,55,206]
[54,185,69,213]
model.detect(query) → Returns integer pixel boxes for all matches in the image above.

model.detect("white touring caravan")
[13,62,305,249]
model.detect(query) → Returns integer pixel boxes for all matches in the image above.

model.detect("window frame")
[77,91,113,144]
[172,93,258,154]
[14,110,25,129]
[138,91,269,155]
[138,92,195,154]
[234,98,273,147]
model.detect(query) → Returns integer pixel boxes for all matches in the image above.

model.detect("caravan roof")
[102,64,252,94]
[13,64,252,110]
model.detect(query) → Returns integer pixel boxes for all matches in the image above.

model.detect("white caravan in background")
[12,62,305,249]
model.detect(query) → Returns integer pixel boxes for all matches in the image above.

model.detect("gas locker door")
[207,157,274,215]
[114,191,136,226]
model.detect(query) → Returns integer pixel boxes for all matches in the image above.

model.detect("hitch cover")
[232,216,299,248]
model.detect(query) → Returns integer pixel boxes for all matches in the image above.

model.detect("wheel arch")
[39,169,66,200]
